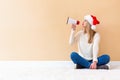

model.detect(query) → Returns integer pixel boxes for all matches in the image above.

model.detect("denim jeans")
[70,52,110,68]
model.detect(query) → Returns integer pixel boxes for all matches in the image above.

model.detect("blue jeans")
[70,52,110,68]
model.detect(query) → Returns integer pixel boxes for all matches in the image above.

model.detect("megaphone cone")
[66,17,80,25]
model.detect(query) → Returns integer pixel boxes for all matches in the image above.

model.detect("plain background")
[0,0,120,60]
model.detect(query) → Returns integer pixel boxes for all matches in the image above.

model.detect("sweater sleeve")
[93,33,100,62]
[69,29,81,45]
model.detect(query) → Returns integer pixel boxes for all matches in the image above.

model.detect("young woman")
[69,15,110,69]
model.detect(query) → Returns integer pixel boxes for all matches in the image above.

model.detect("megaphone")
[66,17,80,25]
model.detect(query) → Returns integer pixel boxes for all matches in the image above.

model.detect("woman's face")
[82,20,91,30]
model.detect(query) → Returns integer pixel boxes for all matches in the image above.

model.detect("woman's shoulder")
[94,32,100,39]
[95,32,100,36]
[77,30,84,34]
[76,30,84,35]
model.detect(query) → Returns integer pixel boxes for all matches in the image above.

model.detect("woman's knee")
[102,54,110,63]
[70,52,79,59]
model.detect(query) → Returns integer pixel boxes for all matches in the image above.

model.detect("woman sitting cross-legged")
[69,15,110,69]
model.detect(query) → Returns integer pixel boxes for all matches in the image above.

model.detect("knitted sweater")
[69,29,100,62]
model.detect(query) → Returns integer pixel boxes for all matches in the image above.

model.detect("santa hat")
[84,15,100,30]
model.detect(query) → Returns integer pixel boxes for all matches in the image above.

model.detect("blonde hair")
[84,24,96,43]
[88,29,96,43]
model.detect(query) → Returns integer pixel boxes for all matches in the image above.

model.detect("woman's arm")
[90,33,100,69]
[92,33,100,62]
[69,24,80,45]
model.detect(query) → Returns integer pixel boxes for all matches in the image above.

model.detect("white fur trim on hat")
[91,25,96,30]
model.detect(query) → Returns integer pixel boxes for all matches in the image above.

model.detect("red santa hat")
[84,15,100,30]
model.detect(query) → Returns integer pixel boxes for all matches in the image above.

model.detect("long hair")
[88,29,96,43]
[84,26,96,43]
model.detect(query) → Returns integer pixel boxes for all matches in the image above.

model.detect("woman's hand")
[90,61,97,69]
[71,24,76,30]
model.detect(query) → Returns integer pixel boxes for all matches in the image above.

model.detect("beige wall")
[0,0,120,60]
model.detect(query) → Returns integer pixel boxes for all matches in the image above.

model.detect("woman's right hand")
[90,61,97,69]
[71,24,76,30]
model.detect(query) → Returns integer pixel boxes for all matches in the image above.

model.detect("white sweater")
[69,29,100,62]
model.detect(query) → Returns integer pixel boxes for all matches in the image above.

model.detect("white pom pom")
[91,25,96,30]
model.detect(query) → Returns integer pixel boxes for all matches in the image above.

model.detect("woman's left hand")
[90,61,97,69]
